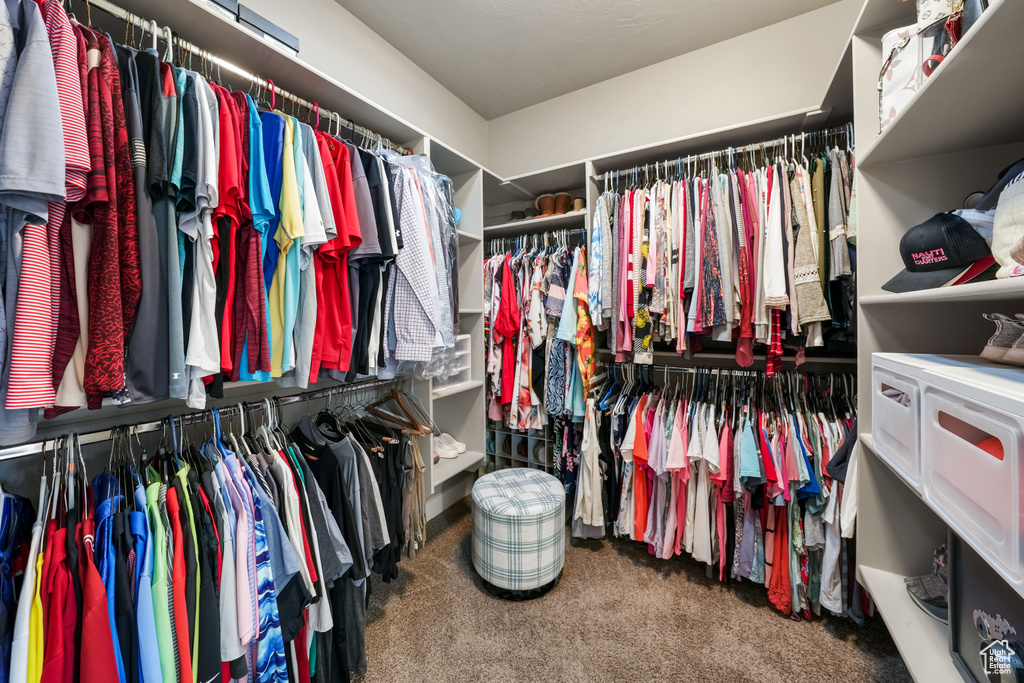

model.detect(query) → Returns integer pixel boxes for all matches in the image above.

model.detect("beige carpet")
[364,499,911,683]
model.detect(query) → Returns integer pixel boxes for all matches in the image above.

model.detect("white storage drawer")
[871,354,977,492]
[872,359,923,490]
[921,362,1024,599]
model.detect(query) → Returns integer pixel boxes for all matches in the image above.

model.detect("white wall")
[237,0,491,164]
[486,0,862,178]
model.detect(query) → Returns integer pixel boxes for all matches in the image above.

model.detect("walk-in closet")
[0,0,1014,680]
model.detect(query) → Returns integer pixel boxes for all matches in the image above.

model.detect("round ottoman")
[471,468,565,600]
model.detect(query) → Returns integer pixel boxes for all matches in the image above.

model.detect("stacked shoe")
[435,433,467,460]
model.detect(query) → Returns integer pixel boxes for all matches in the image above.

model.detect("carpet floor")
[364,498,911,683]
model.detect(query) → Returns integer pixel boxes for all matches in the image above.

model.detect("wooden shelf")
[432,450,486,488]
[859,0,1023,169]
[858,566,958,683]
[459,308,483,315]
[859,277,1024,306]
[484,211,586,237]
[432,379,484,399]
[457,230,482,243]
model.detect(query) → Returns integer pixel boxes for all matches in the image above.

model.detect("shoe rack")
[852,0,1024,679]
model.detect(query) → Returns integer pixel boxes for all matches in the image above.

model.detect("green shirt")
[146,478,177,683]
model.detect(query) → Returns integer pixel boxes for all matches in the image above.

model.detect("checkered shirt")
[472,469,566,591]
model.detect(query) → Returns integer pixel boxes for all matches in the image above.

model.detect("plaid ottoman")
[472,468,565,599]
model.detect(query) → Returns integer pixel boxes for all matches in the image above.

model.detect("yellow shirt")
[269,114,304,376]
[27,552,43,683]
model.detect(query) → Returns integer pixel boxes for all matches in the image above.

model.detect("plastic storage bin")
[871,354,977,492]
[921,359,1024,599]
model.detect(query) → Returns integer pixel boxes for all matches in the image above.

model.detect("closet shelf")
[457,230,482,243]
[432,379,484,399]
[432,450,486,489]
[459,308,483,315]
[857,566,960,683]
[484,212,586,237]
[858,0,1022,169]
[859,433,925,500]
[859,277,1024,305]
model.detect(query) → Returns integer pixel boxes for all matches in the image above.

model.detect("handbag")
[878,18,955,130]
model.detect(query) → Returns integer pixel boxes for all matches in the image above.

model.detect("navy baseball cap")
[882,213,992,293]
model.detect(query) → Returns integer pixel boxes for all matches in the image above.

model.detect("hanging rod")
[0,376,399,464]
[594,349,857,365]
[598,360,855,375]
[87,0,409,154]
[593,122,853,184]
[485,227,586,254]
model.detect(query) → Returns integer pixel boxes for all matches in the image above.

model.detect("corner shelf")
[432,379,484,400]
[858,0,1022,168]
[857,566,959,683]
[484,211,586,237]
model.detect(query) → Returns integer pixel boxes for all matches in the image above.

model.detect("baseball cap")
[882,213,993,293]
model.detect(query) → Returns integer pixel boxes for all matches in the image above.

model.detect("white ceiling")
[335,0,843,119]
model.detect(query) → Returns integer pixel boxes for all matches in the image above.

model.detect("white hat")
[992,171,1024,279]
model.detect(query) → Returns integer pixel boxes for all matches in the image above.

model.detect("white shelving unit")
[853,0,1021,679]
[418,140,488,501]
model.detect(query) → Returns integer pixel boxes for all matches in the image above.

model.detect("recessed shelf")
[432,449,486,488]
[858,0,1023,169]
[460,308,483,315]
[484,211,586,237]
[457,230,482,243]
[432,379,484,399]
[857,566,958,683]
[859,277,1024,306]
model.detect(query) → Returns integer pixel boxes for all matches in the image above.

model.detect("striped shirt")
[7,1,89,408]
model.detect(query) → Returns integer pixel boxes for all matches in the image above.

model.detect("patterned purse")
[878,17,956,130]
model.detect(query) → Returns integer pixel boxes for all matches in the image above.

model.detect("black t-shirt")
[361,153,394,260]
[115,510,139,683]
[382,162,403,250]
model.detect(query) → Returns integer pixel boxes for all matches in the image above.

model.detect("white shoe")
[435,440,460,460]
[438,433,466,454]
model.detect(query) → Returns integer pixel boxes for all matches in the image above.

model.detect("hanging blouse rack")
[0,377,401,463]
[86,0,409,154]
[595,122,854,188]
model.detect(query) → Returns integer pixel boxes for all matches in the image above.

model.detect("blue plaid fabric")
[472,469,565,591]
